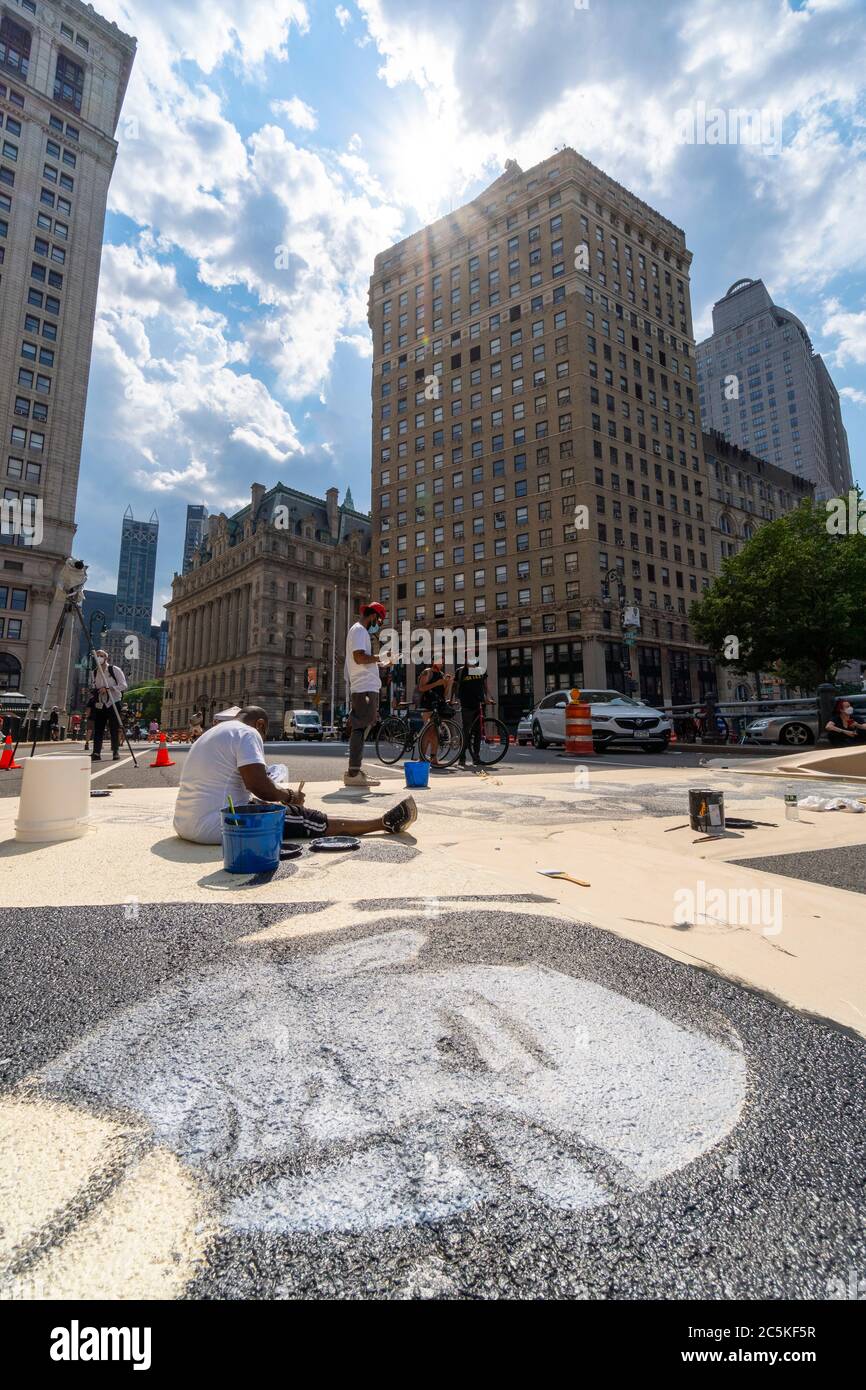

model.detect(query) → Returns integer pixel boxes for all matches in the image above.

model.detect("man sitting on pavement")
[174,705,417,845]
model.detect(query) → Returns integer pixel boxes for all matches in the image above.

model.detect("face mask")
[369,622,380,635]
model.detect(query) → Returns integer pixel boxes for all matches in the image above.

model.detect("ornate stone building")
[162,482,371,733]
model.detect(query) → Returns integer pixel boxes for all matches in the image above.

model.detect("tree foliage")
[690,501,866,689]
[123,680,164,722]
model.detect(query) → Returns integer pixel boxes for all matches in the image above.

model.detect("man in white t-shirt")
[174,706,417,845]
[343,601,392,789]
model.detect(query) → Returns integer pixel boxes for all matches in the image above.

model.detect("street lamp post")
[602,570,640,694]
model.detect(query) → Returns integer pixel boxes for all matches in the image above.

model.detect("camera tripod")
[12,590,139,766]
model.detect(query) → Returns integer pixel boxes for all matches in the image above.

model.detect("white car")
[530,689,672,753]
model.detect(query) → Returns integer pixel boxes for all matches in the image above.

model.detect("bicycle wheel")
[436,718,464,768]
[376,715,410,764]
[420,717,463,767]
[476,716,510,766]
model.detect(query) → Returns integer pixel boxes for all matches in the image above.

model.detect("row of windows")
[7,455,41,483]
[9,426,43,451]
[0,585,26,610]
[0,80,25,109]
[42,161,74,192]
[13,395,47,421]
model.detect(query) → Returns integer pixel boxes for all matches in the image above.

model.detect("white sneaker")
[343,770,380,788]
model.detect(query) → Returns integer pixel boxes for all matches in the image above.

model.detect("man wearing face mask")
[343,601,392,788]
[90,649,128,762]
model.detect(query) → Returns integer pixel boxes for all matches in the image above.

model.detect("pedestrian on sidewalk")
[90,649,128,762]
[416,659,453,764]
[343,601,391,789]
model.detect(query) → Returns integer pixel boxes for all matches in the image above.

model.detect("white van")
[283,709,323,741]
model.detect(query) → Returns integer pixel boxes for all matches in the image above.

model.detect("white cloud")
[271,97,318,130]
[335,4,352,26]
[822,300,866,367]
[139,460,209,492]
[840,386,866,406]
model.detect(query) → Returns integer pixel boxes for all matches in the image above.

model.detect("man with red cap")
[344,600,390,788]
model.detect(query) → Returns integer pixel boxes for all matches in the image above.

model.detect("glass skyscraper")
[115,506,158,636]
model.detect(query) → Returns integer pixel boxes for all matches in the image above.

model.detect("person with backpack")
[90,650,128,762]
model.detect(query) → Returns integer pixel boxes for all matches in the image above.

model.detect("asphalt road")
[0,738,778,798]
[2,902,863,1300]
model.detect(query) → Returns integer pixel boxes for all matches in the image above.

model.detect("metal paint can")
[688,787,725,836]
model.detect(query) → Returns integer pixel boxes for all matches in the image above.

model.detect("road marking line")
[90,757,134,781]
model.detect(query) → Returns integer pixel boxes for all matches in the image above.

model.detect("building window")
[55,54,85,113]
[0,17,31,79]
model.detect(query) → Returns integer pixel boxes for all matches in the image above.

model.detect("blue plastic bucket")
[221,802,286,873]
[404,760,430,789]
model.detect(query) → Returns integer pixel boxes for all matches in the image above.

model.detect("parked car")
[530,689,672,753]
[516,711,533,746]
[744,695,866,747]
[283,709,323,741]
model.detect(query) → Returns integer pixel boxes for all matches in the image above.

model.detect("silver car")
[516,711,533,746]
[530,689,672,753]
[744,694,866,747]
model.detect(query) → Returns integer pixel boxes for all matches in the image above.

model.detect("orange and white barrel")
[565,689,594,756]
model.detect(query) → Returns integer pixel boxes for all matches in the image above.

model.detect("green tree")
[124,680,164,723]
[690,500,866,690]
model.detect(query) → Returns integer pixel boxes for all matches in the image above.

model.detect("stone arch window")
[0,652,22,690]
[742,523,754,540]
[719,514,734,536]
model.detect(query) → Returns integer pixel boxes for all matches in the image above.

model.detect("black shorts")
[282,805,329,839]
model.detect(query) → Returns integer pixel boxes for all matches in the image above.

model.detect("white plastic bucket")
[15,755,92,842]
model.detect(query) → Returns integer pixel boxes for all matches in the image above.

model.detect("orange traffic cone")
[0,734,21,770]
[150,732,175,768]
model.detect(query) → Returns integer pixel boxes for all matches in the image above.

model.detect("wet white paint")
[40,929,746,1234]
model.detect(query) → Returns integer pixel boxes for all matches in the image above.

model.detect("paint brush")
[537,869,590,888]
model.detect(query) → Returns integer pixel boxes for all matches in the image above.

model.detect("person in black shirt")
[454,659,490,767]
[416,660,452,763]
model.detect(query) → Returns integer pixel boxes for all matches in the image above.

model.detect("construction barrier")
[565,689,594,757]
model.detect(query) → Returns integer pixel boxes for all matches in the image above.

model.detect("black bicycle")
[462,707,511,767]
[376,704,464,768]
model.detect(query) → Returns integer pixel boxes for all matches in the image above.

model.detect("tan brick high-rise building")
[0,0,135,705]
[162,483,371,734]
[368,149,719,722]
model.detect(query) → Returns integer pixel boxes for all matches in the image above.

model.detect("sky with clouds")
[78,0,866,619]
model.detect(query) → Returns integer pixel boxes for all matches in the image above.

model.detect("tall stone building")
[369,149,716,723]
[0,0,135,700]
[703,429,814,700]
[162,482,371,733]
[696,278,852,498]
